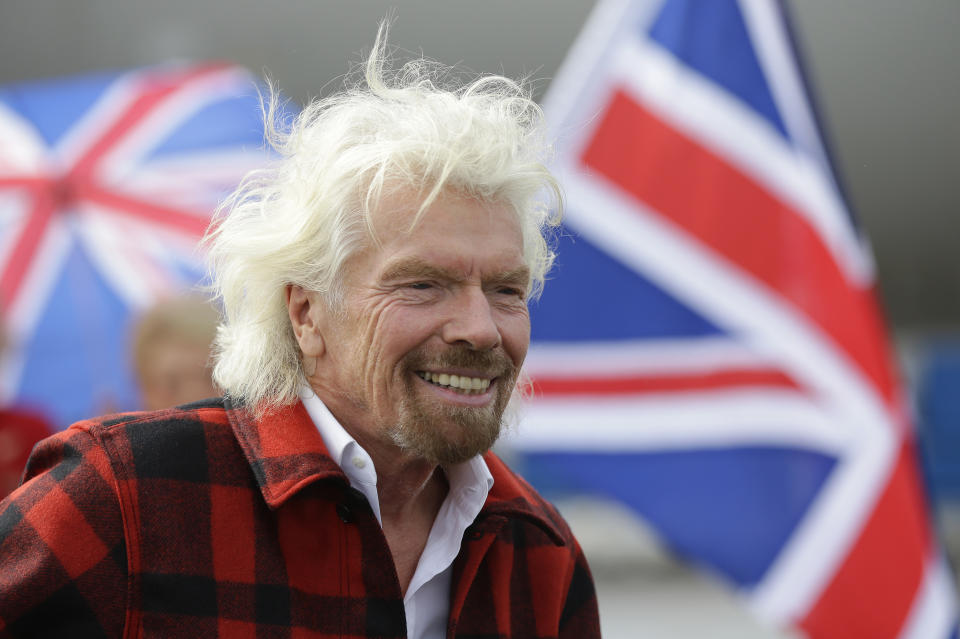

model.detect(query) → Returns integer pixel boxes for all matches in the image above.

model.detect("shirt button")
[351,456,367,469]
[336,503,353,523]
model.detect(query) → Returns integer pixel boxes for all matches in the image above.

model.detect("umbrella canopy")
[0,63,277,427]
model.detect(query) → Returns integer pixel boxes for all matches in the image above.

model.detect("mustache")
[405,346,515,378]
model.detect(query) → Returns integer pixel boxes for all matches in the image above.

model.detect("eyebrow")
[492,266,532,288]
[380,257,530,288]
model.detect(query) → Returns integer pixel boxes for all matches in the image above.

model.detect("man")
[0,29,601,639]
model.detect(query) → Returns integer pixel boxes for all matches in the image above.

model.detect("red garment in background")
[0,407,53,499]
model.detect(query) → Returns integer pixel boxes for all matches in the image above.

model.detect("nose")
[441,287,501,351]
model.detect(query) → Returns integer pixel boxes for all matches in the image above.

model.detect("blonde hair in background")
[204,22,563,413]
[131,297,219,380]
[131,296,220,409]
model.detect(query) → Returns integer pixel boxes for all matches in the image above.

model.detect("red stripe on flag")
[0,177,48,189]
[799,442,932,638]
[79,182,211,237]
[581,89,897,404]
[529,368,801,396]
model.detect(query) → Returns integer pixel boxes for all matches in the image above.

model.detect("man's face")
[307,192,530,465]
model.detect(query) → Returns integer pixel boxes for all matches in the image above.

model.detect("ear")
[286,284,325,358]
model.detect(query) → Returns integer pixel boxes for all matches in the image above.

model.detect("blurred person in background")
[131,295,219,411]
[0,296,217,501]
[0,26,600,639]
[0,408,51,500]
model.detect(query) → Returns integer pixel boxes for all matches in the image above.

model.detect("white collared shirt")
[300,389,494,639]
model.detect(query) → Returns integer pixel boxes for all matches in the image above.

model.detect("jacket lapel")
[224,397,348,508]
[480,452,565,544]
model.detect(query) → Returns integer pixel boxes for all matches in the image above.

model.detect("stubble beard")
[386,346,518,466]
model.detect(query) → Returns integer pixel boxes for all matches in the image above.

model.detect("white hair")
[204,25,562,411]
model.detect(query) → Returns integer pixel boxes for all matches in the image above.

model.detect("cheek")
[354,302,432,377]
[350,316,383,380]
[499,311,531,365]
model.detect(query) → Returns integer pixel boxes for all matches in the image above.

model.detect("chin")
[389,405,503,466]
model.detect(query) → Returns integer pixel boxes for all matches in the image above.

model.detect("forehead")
[364,192,526,275]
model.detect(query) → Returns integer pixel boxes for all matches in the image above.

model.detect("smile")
[417,371,492,394]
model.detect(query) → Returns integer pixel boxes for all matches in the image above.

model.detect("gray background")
[1,0,957,329]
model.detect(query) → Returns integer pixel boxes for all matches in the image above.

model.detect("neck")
[360,437,447,523]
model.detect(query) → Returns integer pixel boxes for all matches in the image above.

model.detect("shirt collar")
[299,387,494,525]
[446,453,494,508]
[300,388,368,475]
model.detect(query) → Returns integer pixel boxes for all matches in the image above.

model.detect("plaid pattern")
[0,396,600,638]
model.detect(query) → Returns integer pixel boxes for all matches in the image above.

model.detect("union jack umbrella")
[0,63,274,427]
[514,0,958,637]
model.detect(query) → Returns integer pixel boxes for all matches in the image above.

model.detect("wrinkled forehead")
[366,187,523,247]
[351,189,526,280]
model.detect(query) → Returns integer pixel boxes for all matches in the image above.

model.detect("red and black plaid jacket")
[0,396,600,638]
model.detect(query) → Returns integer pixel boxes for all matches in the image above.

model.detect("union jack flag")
[515,0,958,636]
[0,63,273,427]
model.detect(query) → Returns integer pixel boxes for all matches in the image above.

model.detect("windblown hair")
[204,25,562,411]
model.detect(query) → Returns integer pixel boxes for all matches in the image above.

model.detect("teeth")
[419,371,492,393]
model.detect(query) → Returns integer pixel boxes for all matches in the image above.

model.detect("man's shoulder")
[64,397,239,477]
[76,396,230,433]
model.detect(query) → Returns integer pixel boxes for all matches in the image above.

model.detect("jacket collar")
[225,397,349,508]
[224,397,564,543]
[479,452,567,545]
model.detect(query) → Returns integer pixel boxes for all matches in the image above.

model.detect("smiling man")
[0,28,600,639]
